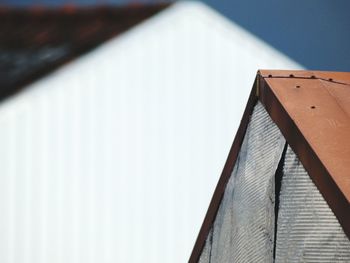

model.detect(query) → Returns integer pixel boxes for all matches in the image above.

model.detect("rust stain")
[260,70,350,238]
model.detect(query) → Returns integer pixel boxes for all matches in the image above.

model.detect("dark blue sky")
[2,0,350,71]
[205,0,350,71]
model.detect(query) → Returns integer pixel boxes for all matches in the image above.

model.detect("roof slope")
[190,70,350,262]
[0,4,169,99]
[259,70,350,230]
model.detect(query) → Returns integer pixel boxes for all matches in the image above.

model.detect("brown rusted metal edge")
[258,71,350,238]
[188,80,258,263]
[259,69,350,86]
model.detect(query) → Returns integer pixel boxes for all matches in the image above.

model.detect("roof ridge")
[259,70,350,86]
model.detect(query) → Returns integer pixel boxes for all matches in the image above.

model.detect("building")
[0,2,301,262]
[191,70,350,262]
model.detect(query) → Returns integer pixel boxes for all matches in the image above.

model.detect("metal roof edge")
[258,71,350,237]
[259,69,350,85]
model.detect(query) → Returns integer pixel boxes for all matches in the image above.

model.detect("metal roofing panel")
[259,69,350,85]
[259,71,350,237]
[263,77,350,202]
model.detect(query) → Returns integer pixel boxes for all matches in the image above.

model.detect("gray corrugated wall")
[275,146,350,262]
[199,102,350,262]
[199,102,286,262]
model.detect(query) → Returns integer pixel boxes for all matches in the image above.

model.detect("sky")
[1,0,350,71]
[206,0,350,71]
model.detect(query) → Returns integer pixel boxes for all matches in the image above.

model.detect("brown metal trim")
[259,69,350,86]
[188,79,258,263]
[258,72,350,238]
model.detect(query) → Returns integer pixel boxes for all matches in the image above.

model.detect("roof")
[190,69,350,262]
[0,4,169,100]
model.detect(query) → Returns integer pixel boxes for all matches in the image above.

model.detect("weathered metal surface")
[259,69,350,85]
[198,102,286,262]
[276,146,350,262]
[259,71,350,237]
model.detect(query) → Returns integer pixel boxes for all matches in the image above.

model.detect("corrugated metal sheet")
[276,146,350,262]
[197,103,350,262]
[198,102,285,262]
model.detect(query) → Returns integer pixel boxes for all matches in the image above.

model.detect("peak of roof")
[0,3,170,100]
[190,69,350,262]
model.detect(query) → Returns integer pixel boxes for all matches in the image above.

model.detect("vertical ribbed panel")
[199,102,286,262]
[275,146,350,262]
[0,3,302,263]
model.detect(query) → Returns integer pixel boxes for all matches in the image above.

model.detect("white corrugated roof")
[0,2,302,262]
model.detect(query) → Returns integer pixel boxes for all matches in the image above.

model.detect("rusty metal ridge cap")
[258,70,350,86]
[258,74,350,238]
